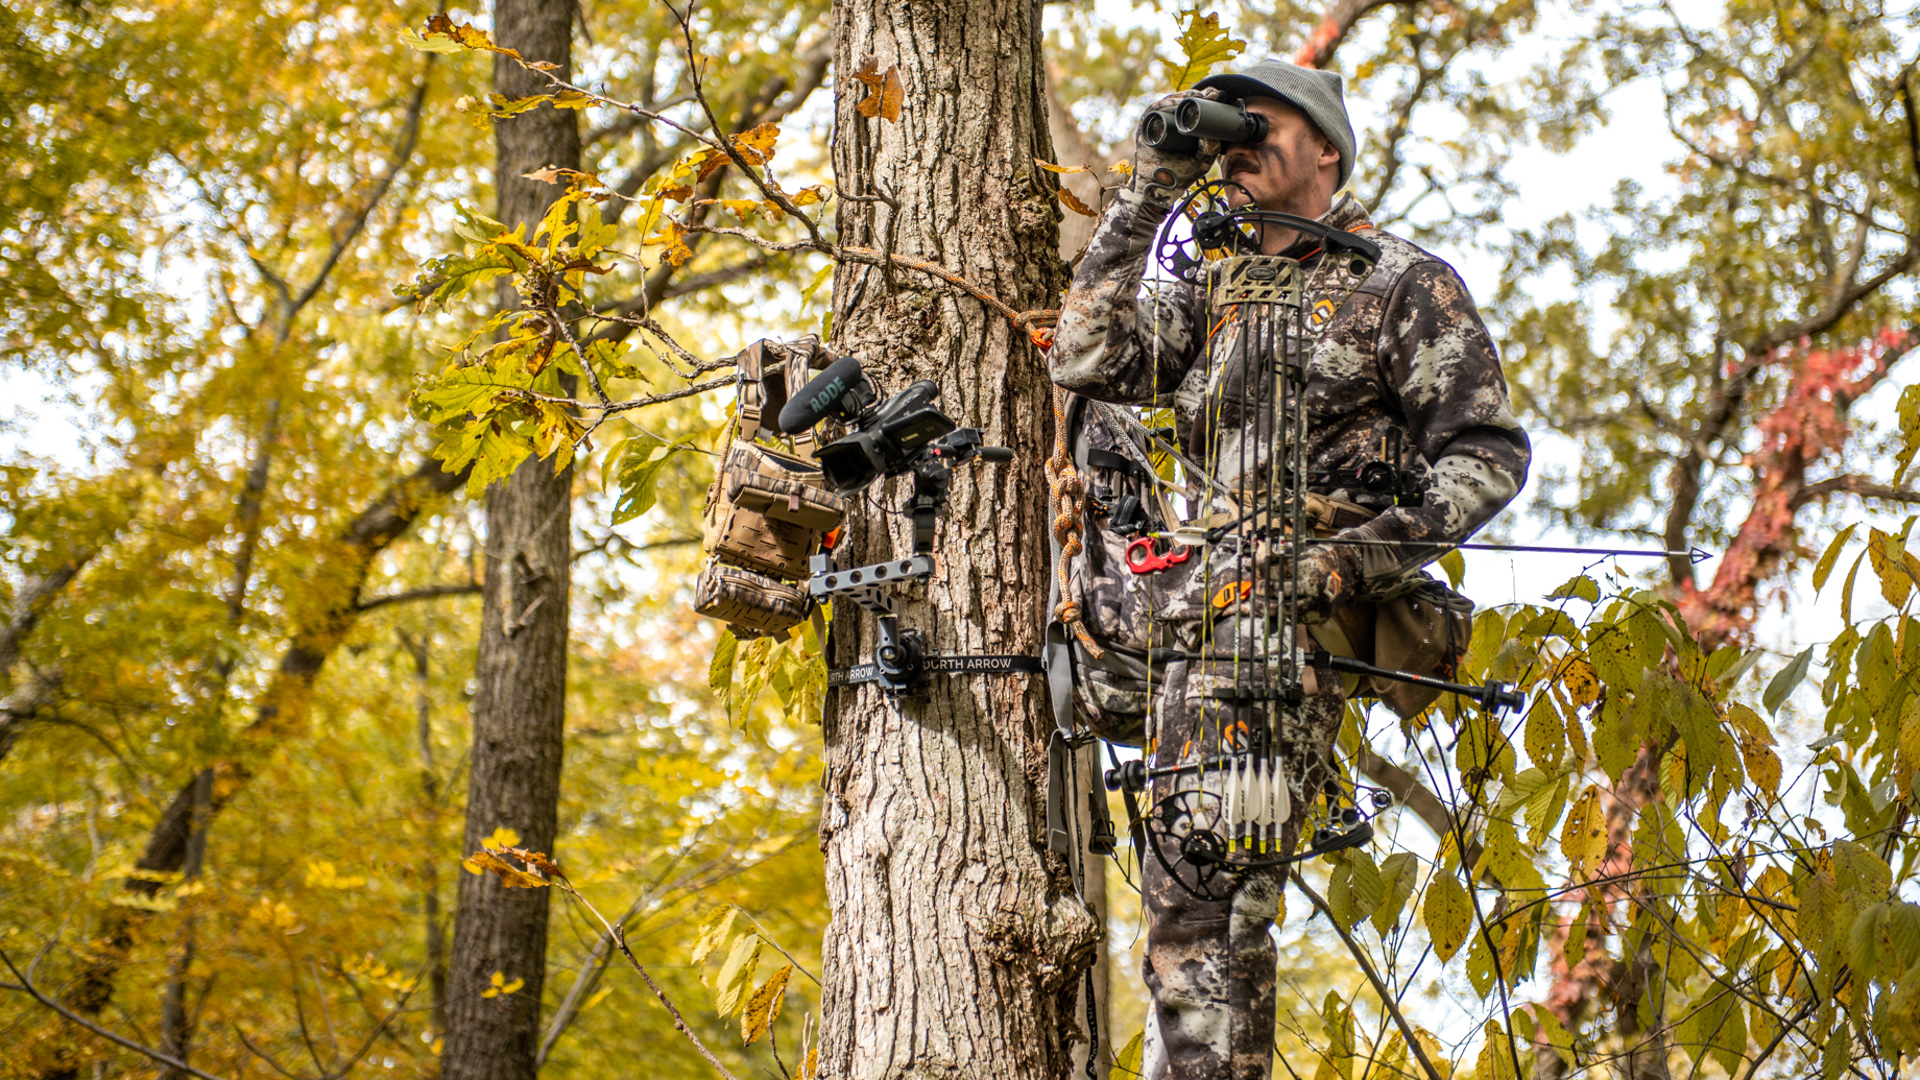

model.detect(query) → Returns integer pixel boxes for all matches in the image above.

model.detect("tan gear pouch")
[694,559,811,639]
[1296,494,1477,719]
[721,442,846,533]
[702,481,816,580]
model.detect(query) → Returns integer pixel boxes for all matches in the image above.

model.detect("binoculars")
[1138,98,1268,154]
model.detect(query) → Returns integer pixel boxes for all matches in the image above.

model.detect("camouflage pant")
[1141,617,1345,1080]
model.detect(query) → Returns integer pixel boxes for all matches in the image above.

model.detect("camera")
[779,357,1012,498]
[1138,98,1268,154]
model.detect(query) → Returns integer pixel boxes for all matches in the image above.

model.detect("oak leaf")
[734,122,781,165]
[464,849,550,889]
[850,58,903,122]
[1162,10,1245,91]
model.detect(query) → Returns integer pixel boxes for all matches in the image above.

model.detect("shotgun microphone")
[779,355,874,433]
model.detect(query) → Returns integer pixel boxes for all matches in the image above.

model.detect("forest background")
[6,0,1920,1077]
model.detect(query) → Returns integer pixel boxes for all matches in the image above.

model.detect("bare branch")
[1289,874,1447,1080]
[1,949,237,1080]
[1791,475,1920,510]
[289,64,435,318]
[352,583,484,613]
[1293,0,1422,70]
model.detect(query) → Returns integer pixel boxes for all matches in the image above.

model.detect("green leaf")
[1371,852,1420,937]
[1161,9,1245,91]
[1327,850,1383,932]
[801,262,834,307]
[1423,873,1472,961]
[710,632,738,698]
[610,434,696,525]
[1763,647,1814,716]
[1437,548,1466,589]
[1547,574,1601,603]
[713,933,762,1016]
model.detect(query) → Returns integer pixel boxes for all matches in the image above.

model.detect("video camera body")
[778,356,1013,551]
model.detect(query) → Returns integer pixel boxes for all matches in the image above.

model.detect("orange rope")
[1043,385,1103,659]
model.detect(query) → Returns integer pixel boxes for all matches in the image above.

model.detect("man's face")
[1218,96,1339,219]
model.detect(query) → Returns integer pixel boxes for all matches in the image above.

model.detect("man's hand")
[1132,88,1223,204]
[1286,543,1361,625]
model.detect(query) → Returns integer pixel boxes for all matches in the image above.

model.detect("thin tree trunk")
[157,768,214,1080]
[819,0,1095,1073]
[405,630,450,1046]
[440,1,578,1076]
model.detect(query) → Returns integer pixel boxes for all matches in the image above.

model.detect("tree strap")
[828,654,1044,687]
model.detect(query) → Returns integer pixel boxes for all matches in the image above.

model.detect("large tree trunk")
[818,0,1095,1074]
[440,3,578,1078]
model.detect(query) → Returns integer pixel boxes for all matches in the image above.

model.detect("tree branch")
[352,583,484,613]
[1790,475,1920,510]
[288,64,434,318]
[1293,0,1422,70]
[1289,874,1447,1080]
[1,949,236,1080]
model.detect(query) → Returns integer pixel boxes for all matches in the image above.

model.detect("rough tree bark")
[439,0,578,1076]
[818,0,1097,1072]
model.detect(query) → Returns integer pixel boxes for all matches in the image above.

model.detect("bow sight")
[784,357,1029,695]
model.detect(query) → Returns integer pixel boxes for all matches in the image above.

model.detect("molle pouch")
[693,559,811,639]
[1368,576,1475,718]
[733,336,833,450]
[720,442,846,532]
[702,481,816,581]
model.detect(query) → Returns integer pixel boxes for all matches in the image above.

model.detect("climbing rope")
[1045,385,1103,659]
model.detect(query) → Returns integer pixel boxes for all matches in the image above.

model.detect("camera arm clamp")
[811,427,1039,696]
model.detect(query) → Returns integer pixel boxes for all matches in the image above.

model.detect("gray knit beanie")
[1195,58,1357,188]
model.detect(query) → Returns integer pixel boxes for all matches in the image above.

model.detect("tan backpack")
[692,338,846,639]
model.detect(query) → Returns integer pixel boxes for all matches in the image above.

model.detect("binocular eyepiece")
[1139,98,1268,154]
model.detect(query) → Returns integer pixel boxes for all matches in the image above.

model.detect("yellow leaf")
[713,934,762,1016]
[1057,188,1099,218]
[718,199,763,222]
[1560,784,1608,880]
[1423,874,1472,961]
[1162,9,1246,92]
[741,964,792,1043]
[643,220,694,267]
[1110,159,1134,177]
[734,122,781,166]
[405,14,522,59]
[691,907,740,974]
[483,827,522,852]
[789,185,830,207]
[1560,656,1600,708]
[1034,158,1091,175]
[465,849,550,889]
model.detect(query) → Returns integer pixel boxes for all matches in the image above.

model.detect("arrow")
[1302,538,1713,564]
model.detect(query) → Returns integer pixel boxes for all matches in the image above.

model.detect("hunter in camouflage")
[1049,59,1530,1080]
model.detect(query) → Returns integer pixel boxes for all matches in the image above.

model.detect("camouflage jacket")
[1050,190,1531,605]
